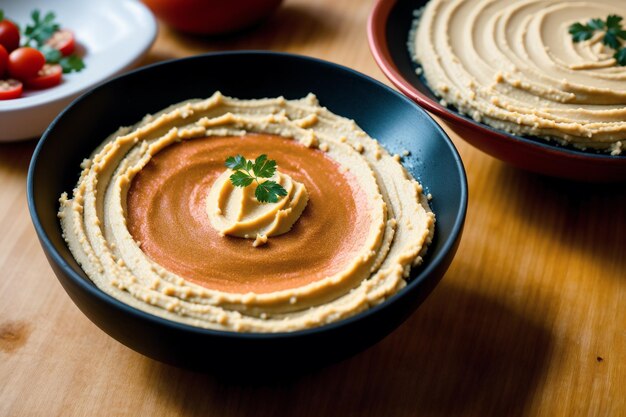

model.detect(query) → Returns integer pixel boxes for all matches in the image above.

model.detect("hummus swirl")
[58,93,435,333]
[412,0,626,154]
[206,167,308,243]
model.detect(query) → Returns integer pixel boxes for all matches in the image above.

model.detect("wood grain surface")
[1,0,624,416]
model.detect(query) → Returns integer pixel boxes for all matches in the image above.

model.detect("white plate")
[0,0,156,141]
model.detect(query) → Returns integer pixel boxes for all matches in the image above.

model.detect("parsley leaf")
[569,22,594,42]
[59,55,85,73]
[606,14,623,29]
[588,18,605,30]
[0,10,4,22]
[39,45,62,63]
[23,9,60,47]
[604,30,621,49]
[615,48,626,66]
[252,154,277,178]
[255,180,288,204]
[605,15,626,49]
[225,154,287,203]
[39,45,85,73]
[225,155,247,171]
[229,170,254,187]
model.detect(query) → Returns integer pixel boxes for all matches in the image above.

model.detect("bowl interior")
[29,52,467,338]
[369,0,626,181]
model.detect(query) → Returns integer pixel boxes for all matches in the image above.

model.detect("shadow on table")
[0,140,38,175]
[491,164,626,278]
[141,281,554,417]
[140,2,340,66]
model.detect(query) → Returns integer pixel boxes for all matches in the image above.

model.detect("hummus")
[206,162,309,243]
[411,0,626,154]
[59,93,435,333]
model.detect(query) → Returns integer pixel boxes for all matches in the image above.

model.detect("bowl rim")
[27,50,468,340]
[367,0,626,165]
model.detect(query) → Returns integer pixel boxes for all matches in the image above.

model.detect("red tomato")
[8,47,46,81]
[0,44,8,77]
[0,78,23,100]
[45,29,75,56]
[25,64,62,89]
[0,19,20,52]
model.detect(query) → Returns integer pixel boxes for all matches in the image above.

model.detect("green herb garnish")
[39,45,85,73]
[569,14,626,65]
[605,15,626,49]
[22,10,60,47]
[569,22,595,42]
[614,48,626,67]
[39,45,61,62]
[21,9,86,72]
[225,154,288,203]
[58,54,85,73]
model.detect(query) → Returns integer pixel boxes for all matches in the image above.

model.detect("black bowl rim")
[27,50,468,340]
[367,0,626,163]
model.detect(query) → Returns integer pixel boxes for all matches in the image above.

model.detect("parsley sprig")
[40,46,85,73]
[225,155,288,203]
[569,14,626,65]
[20,9,86,73]
[22,10,60,46]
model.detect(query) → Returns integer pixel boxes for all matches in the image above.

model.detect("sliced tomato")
[8,47,46,81]
[0,44,8,77]
[0,19,20,52]
[0,79,23,100]
[45,29,75,56]
[25,64,62,89]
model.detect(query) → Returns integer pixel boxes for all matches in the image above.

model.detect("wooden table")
[1,0,624,415]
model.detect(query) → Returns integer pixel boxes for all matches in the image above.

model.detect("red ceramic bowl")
[142,0,283,35]
[367,0,626,182]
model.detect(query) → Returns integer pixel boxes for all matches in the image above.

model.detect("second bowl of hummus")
[369,0,626,182]
[28,52,467,371]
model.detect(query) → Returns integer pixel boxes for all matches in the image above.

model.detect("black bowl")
[27,51,467,372]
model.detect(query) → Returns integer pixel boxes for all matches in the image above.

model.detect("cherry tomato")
[45,29,75,56]
[8,47,46,81]
[25,64,63,89]
[0,44,8,77]
[0,19,20,52]
[0,78,23,100]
